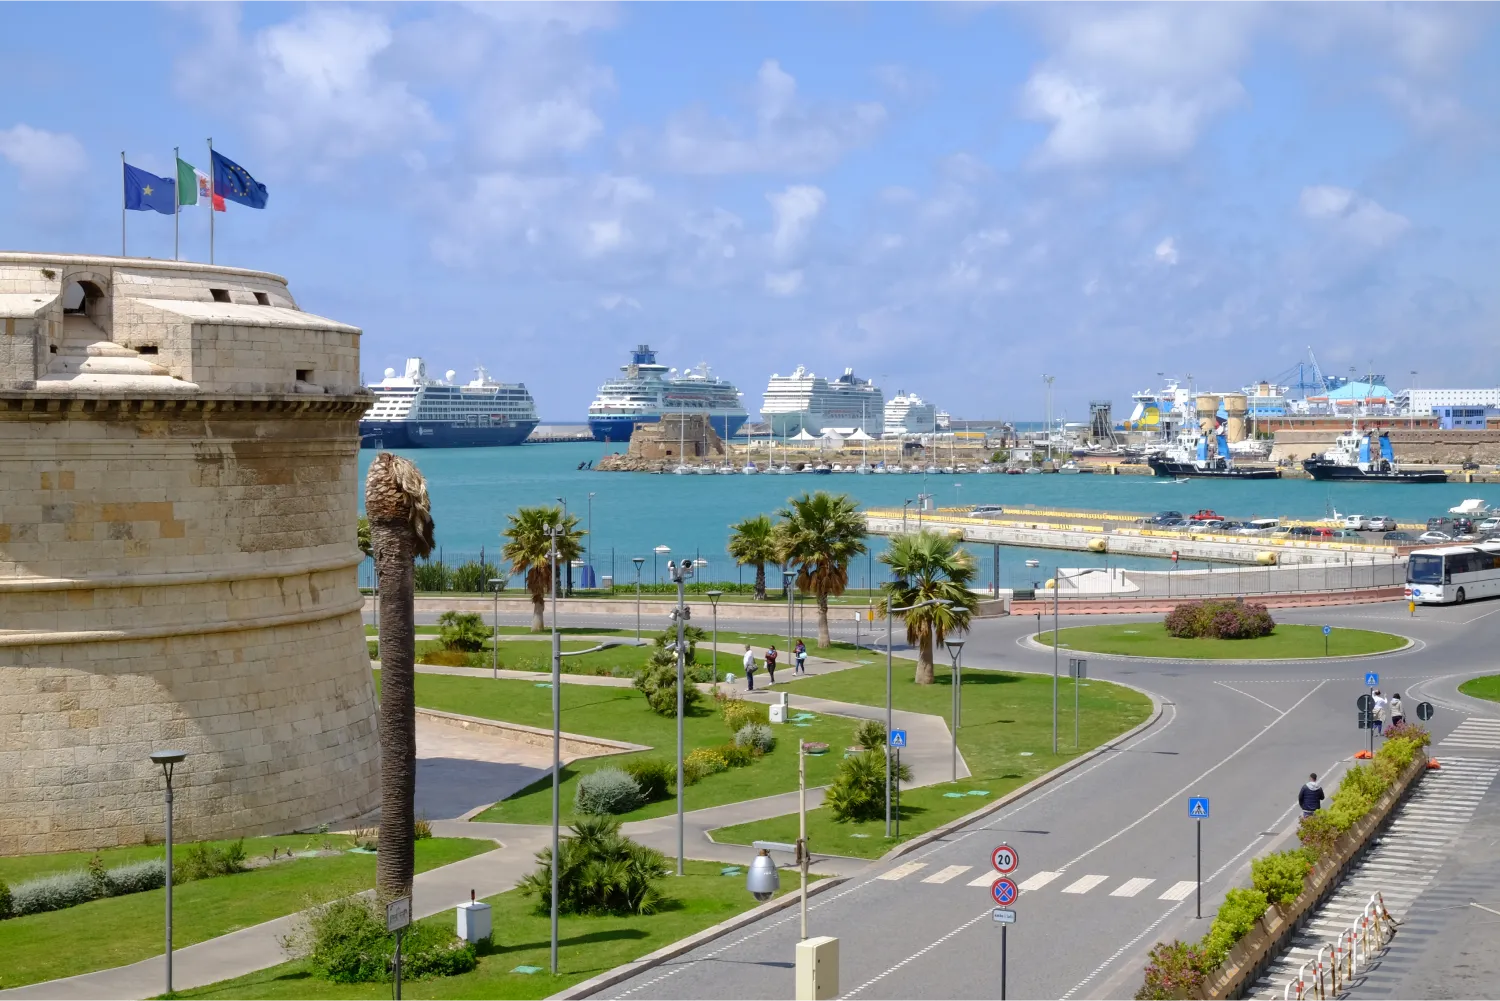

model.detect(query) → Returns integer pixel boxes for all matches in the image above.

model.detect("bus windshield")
[1408,554,1444,585]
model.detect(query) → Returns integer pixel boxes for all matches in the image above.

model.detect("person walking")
[1298,773,1325,817]
[1372,689,1388,736]
[765,644,779,685]
[742,644,756,691]
[1389,693,1405,728]
[794,639,807,676]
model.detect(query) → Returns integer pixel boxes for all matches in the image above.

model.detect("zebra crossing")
[1248,757,1500,999]
[1435,715,1500,752]
[873,862,1199,902]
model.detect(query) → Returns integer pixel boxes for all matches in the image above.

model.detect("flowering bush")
[1136,940,1214,1000]
[1164,600,1275,639]
[1383,721,1431,748]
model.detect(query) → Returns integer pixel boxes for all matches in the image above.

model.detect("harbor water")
[357,443,1478,590]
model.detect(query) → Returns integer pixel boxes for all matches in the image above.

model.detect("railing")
[1285,892,1395,1000]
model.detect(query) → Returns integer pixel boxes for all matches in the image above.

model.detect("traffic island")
[1034,623,1408,660]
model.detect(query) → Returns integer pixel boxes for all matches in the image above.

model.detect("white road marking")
[921,864,971,884]
[1018,870,1062,891]
[967,872,998,887]
[1214,681,1282,713]
[1061,874,1109,894]
[1159,880,1198,901]
[1109,877,1156,897]
[877,862,926,881]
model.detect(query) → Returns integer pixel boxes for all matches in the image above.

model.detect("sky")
[2,2,1498,422]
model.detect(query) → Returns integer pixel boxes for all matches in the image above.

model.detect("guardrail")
[1284,892,1395,1000]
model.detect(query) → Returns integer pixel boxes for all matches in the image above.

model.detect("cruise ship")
[884,390,938,436]
[359,358,539,449]
[762,366,885,437]
[587,344,748,443]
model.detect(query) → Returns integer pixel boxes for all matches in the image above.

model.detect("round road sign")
[1357,694,1373,711]
[1416,701,1435,721]
[991,877,1019,906]
[991,844,1019,874]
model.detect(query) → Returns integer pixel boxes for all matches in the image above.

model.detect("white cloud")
[651,60,886,174]
[0,124,86,191]
[1155,237,1179,265]
[599,293,641,311]
[767,185,826,259]
[1298,186,1409,247]
[764,270,805,297]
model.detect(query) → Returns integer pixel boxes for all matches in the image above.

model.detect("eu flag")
[210,150,268,209]
[124,163,176,215]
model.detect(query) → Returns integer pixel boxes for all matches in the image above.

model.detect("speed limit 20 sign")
[991,843,1019,874]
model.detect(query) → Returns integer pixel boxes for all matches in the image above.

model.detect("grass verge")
[170,862,817,1000]
[1038,623,1406,659]
[1458,674,1500,703]
[0,837,492,990]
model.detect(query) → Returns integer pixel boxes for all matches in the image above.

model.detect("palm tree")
[878,529,979,684]
[364,452,435,901]
[777,491,868,648]
[502,505,584,631]
[727,513,780,601]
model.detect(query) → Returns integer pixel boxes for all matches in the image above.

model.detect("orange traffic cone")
[1427,758,1441,770]
[1354,750,1373,759]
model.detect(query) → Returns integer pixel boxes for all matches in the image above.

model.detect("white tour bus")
[1406,543,1500,604]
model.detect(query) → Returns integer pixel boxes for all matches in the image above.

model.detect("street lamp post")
[631,557,645,639]
[784,569,796,655]
[149,749,187,997]
[489,578,504,680]
[668,557,696,875]
[946,639,964,781]
[885,597,949,837]
[547,524,562,974]
[557,497,569,597]
[707,590,723,685]
[587,492,595,584]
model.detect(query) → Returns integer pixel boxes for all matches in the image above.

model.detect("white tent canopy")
[845,428,876,441]
[790,428,817,441]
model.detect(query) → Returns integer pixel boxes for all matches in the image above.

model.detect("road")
[588,599,1500,1001]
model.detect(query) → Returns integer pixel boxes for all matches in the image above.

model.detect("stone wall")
[628,414,725,460]
[1271,428,1500,465]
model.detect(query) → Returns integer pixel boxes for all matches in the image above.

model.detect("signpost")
[1417,701,1435,722]
[988,848,1021,999]
[1068,658,1087,748]
[889,730,906,837]
[1364,673,1380,754]
[991,844,1019,874]
[1322,624,1332,657]
[1188,797,1209,919]
[386,896,412,1000]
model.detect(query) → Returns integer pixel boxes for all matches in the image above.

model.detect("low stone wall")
[416,707,649,759]
[1272,428,1500,465]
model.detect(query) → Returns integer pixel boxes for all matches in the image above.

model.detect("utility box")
[769,703,788,724]
[601,575,613,590]
[796,935,839,1000]
[456,900,492,943]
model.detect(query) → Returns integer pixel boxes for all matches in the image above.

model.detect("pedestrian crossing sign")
[889,729,908,749]
[1188,797,1209,819]
[1365,672,1379,688]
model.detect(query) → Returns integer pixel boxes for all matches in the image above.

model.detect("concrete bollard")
[796,935,839,1000]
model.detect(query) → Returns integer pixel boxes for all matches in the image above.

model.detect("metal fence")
[1048,559,1406,601]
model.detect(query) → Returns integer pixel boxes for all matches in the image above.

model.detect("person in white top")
[742,644,757,691]
[1371,690,1388,736]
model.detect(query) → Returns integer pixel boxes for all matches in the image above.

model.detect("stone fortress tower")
[0,253,380,855]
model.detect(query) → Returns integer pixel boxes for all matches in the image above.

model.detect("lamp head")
[945,638,965,659]
[707,589,723,605]
[632,557,645,567]
[150,749,187,767]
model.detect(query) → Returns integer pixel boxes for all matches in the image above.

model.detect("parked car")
[1331,529,1362,540]
[1153,510,1184,524]
[1454,518,1476,535]
[1309,527,1335,539]
[969,505,1005,518]
[1428,517,1457,532]
[1383,531,1415,543]
[1418,530,1454,543]
[1343,514,1369,530]
[1366,516,1396,532]
[1278,526,1316,538]
[1189,509,1223,522]
[1240,518,1280,535]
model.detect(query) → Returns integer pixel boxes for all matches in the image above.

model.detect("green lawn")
[709,662,1152,856]
[1041,623,1407,660]
[1459,674,1500,703]
[0,837,492,991]
[384,672,858,826]
[171,862,817,1000]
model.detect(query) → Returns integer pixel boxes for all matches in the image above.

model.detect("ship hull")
[588,413,748,443]
[1147,456,1280,479]
[1301,460,1446,483]
[359,420,538,449]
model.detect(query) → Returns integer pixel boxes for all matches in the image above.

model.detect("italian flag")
[177,157,225,211]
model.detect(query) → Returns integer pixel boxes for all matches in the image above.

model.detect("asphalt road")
[588,599,1499,1001]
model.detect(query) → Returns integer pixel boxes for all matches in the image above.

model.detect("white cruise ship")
[588,344,748,442]
[360,358,539,449]
[884,390,938,436]
[761,366,884,437]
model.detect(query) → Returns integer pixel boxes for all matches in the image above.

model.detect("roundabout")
[1034,622,1410,660]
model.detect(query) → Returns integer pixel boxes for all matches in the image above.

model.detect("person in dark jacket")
[1298,773,1325,817]
[765,645,778,685]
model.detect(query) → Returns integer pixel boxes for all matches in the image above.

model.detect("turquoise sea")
[357,443,1479,590]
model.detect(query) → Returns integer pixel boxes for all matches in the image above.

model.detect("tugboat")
[1302,423,1446,483]
[1147,426,1279,479]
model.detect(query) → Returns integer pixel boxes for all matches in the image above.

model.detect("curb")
[878,684,1166,862]
[1016,632,1417,666]
[548,875,850,1000]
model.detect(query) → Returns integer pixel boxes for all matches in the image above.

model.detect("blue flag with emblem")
[210,150,268,209]
[123,163,176,215]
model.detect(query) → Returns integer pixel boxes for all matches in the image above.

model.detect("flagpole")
[207,137,214,265]
[173,146,180,261]
[120,151,127,258]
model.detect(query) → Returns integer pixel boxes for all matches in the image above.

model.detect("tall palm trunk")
[914,623,935,684]
[530,592,545,631]
[753,562,766,600]
[816,591,831,648]
[365,453,435,902]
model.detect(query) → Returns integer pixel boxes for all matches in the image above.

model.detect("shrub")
[574,767,645,816]
[653,625,707,664]
[437,611,489,652]
[1251,848,1316,905]
[1200,888,1267,967]
[855,719,887,751]
[287,897,390,983]
[1383,721,1431,748]
[0,878,11,919]
[634,655,705,717]
[624,758,674,802]
[1339,762,1390,803]
[685,746,728,779]
[825,750,911,823]
[451,560,501,594]
[104,859,167,896]
[414,817,433,841]
[1297,811,1340,858]
[519,815,670,916]
[716,742,755,767]
[1136,939,1214,1000]
[177,839,248,881]
[721,697,767,733]
[1164,600,1275,639]
[735,722,776,754]
[401,921,478,978]
[414,558,453,592]
[10,870,97,916]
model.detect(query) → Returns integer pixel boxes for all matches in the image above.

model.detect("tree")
[878,529,979,684]
[776,491,868,647]
[364,452,435,901]
[356,515,372,559]
[501,505,584,631]
[727,513,780,600]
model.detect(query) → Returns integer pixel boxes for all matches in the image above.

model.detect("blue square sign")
[1188,797,1209,819]
[1365,672,1379,688]
[889,729,907,749]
